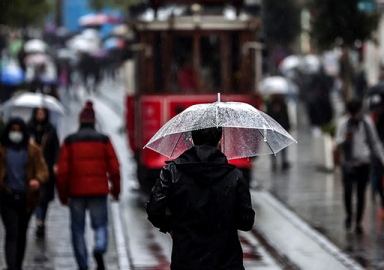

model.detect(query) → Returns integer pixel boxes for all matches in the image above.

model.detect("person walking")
[28,108,60,238]
[146,127,255,270]
[371,104,384,207]
[267,94,291,170]
[308,87,334,136]
[56,101,120,270]
[335,99,384,234]
[0,117,48,270]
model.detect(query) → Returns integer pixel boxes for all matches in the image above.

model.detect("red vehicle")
[125,2,263,193]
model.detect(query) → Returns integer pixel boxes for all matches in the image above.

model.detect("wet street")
[256,106,384,270]
[0,80,382,270]
[0,81,283,269]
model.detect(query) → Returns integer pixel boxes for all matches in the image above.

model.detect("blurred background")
[1,0,384,269]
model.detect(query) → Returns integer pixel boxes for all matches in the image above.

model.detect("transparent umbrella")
[24,39,48,54]
[259,76,298,96]
[0,93,66,117]
[279,55,303,76]
[144,96,297,160]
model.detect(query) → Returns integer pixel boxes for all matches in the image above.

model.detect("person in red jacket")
[56,100,120,270]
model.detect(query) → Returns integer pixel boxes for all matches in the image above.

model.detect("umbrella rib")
[257,129,276,156]
[169,132,184,158]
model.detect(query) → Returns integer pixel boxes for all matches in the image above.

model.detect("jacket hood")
[0,117,30,148]
[171,145,236,186]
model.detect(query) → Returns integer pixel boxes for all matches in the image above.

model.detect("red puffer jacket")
[56,126,120,203]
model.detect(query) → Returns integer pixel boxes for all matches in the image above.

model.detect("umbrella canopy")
[79,14,116,27]
[57,48,76,60]
[68,36,92,52]
[112,25,129,36]
[82,29,100,42]
[0,64,25,86]
[24,39,48,54]
[144,100,296,160]
[25,53,49,66]
[279,55,303,76]
[259,76,298,95]
[0,93,65,117]
[103,37,125,50]
[303,54,322,74]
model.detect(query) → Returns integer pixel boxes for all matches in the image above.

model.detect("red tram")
[125,1,263,193]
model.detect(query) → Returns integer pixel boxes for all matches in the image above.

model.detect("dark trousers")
[371,159,384,204]
[342,164,370,225]
[0,194,32,270]
[271,148,288,165]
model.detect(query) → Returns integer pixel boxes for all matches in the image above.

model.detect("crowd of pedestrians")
[0,100,120,270]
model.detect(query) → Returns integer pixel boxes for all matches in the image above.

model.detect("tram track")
[251,228,301,270]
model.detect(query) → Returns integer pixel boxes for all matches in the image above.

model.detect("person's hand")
[29,179,40,191]
[111,194,119,202]
[61,199,68,206]
[53,165,58,175]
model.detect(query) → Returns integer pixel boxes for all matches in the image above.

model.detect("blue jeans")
[69,196,108,269]
[35,201,49,222]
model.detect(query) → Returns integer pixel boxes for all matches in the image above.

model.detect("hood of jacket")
[171,145,236,186]
[0,117,30,149]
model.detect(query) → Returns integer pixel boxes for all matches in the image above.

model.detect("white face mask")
[9,132,23,144]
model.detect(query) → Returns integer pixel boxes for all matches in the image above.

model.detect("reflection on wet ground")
[256,126,384,270]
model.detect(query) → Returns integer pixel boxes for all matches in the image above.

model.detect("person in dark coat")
[28,107,60,238]
[371,104,384,207]
[78,53,102,94]
[146,127,255,270]
[267,94,291,170]
[308,87,333,132]
[0,118,48,270]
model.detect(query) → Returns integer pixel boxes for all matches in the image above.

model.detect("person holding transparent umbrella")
[145,95,296,269]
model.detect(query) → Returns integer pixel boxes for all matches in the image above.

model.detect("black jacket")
[266,99,291,131]
[28,111,60,202]
[308,95,333,126]
[146,146,255,270]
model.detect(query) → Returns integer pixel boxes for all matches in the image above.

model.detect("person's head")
[271,94,283,101]
[346,99,363,119]
[32,107,49,124]
[79,100,96,126]
[191,127,222,148]
[0,117,29,147]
